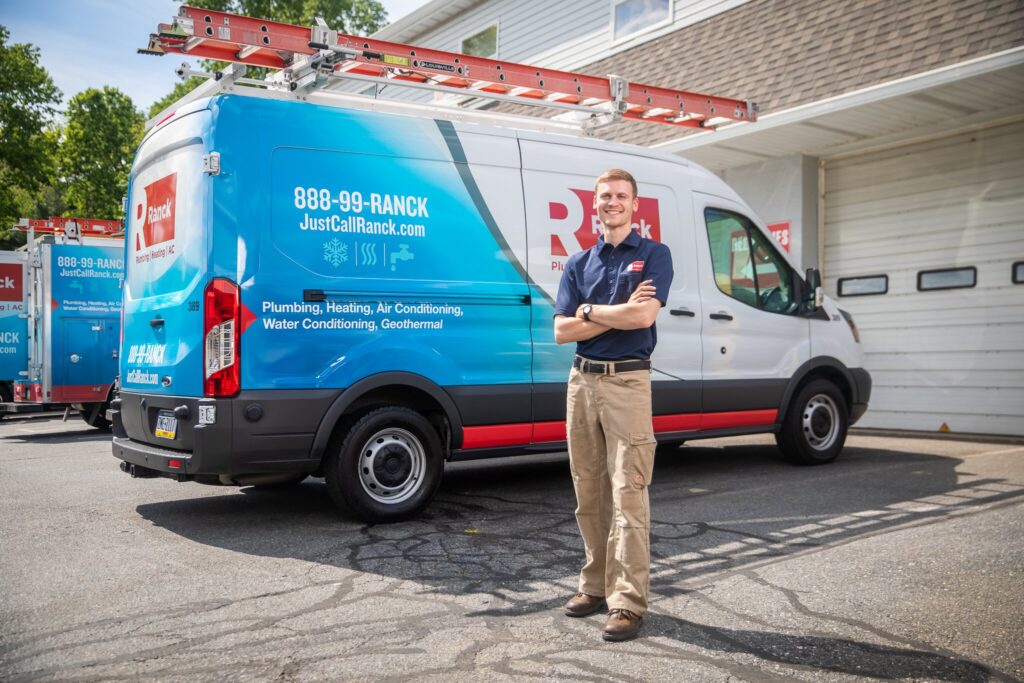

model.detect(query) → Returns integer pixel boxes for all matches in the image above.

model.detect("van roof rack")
[16,217,124,240]
[142,5,757,135]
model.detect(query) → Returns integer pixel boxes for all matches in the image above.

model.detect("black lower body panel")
[849,368,872,425]
[111,389,339,478]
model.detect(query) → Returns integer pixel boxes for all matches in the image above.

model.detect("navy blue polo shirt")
[554,230,673,361]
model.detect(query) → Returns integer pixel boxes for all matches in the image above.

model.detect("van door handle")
[710,312,733,321]
[670,308,695,317]
[150,316,164,328]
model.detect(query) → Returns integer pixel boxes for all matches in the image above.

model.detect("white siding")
[354,0,748,103]
[377,0,751,70]
[823,121,1024,436]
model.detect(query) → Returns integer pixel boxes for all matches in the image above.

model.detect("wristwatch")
[582,303,593,321]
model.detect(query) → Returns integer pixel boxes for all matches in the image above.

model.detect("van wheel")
[80,401,111,430]
[0,382,11,421]
[776,379,848,465]
[325,406,443,523]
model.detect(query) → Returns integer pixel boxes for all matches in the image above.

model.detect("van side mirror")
[804,267,823,311]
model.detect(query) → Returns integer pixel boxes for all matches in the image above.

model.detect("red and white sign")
[767,221,791,253]
[628,260,644,272]
[135,173,177,252]
[549,188,661,257]
[0,263,23,302]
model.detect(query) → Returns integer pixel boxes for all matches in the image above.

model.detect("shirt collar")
[597,229,641,252]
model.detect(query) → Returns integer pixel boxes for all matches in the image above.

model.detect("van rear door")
[120,110,212,402]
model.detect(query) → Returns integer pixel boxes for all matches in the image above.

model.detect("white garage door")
[823,121,1024,436]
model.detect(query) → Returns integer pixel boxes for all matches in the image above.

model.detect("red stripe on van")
[460,409,779,450]
[701,409,777,429]
[461,423,533,449]
[532,421,566,443]
[652,413,702,432]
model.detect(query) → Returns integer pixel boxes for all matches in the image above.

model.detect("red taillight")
[168,459,182,469]
[203,278,240,397]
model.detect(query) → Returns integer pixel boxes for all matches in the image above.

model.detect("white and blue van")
[112,91,870,522]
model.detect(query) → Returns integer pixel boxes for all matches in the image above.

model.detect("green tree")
[195,0,388,36]
[0,25,62,249]
[149,0,387,118]
[58,87,143,219]
[148,77,206,120]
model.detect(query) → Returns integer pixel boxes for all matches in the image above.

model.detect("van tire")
[776,379,848,465]
[325,406,443,523]
[80,401,111,430]
[0,382,11,420]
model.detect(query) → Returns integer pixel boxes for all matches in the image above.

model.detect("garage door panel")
[871,368,1024,390]
[827,171,1024,216]
[861,325,1024,354]
[846,295,1024,323]
[825,223,1024,266]
[862,411,1022,435]
[869,386,1024,416]
[824,120,1024,436]
[864,351,1024,372]
[826,124,1024,184]
[853,306,1024,328]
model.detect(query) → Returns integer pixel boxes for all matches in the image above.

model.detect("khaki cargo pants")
[566,365,656,616]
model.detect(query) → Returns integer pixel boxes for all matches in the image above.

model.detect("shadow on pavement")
[0,426,112,443]
[647,614,1001,682]
[133,441,1021,679]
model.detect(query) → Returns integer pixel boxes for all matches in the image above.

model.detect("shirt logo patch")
[628,261,644,272]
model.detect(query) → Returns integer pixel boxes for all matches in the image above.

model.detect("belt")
[574,356,651,375]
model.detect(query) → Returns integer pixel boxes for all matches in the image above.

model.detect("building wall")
[379,0,752,66]
[720,154,819,270]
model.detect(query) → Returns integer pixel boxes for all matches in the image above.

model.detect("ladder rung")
[143,5,757,130]
[16,217,123,237]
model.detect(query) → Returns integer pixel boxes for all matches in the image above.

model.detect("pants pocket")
[628,432,657,487]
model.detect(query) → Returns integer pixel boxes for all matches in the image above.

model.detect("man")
[553,168,673,641]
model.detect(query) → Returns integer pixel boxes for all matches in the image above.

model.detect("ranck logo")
[135,173,177,252]
[548,189,661,267]
[0,263,23,302]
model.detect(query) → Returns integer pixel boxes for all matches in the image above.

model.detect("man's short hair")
[595,168,638,199]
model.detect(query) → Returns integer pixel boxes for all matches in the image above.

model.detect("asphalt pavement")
[1,414,1022,682]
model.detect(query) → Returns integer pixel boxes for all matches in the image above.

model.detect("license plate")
[155,411,177,439]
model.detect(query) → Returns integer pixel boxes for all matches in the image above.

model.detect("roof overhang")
[373,0,483,43]
[654,46,1024,171]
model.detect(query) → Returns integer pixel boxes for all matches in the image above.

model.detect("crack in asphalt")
[3,442,1022,681]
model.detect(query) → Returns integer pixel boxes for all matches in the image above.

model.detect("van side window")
[704,208,798,315]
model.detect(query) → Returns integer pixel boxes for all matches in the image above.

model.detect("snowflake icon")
[323,238,348,267]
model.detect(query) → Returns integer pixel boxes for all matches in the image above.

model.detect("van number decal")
[293,187,429,218]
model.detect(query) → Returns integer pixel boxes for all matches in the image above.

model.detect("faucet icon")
[391,244,414,272]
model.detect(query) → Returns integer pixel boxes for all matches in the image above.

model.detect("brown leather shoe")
[603,608,642,641]
[564,592,606,617]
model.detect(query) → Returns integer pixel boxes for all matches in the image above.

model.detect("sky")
[0,0,431,114]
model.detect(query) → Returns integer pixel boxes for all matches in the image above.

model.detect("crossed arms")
[554,280,661,344]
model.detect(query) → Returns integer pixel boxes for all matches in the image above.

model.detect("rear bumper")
[111,389,338,478]
[850,368,872,425]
